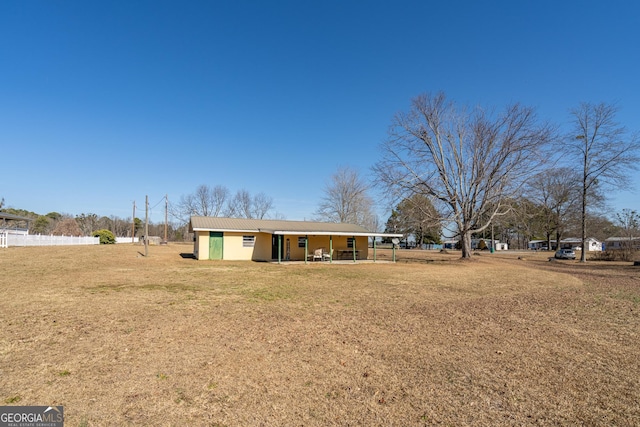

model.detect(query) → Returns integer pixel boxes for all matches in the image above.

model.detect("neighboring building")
[442,239,459,250]
[1,212,31,247]
[560,237,603,252]
[604,237,640,251]
[471,238,508,251]
[188,216,402,261]
[441,239,509,251]
[0,212,32,234]
[528,240,549,250]
[528,238,603,252]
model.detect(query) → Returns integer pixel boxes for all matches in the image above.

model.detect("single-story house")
[560,237,603,252]
[528,240,549,250]
[604,237,640,251]
[442,239,458,250]
[528,238,603,251]
[471,238,508,251]
[188,216,403,262]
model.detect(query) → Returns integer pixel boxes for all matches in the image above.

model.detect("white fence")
[116,237,139,244]
[1,232,99,247]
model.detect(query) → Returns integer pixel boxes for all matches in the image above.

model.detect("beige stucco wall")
[193,231,210,260]
[193,231,272,261]
[223,232,272,261]
[253,233,272,260]
[222,232,252,260]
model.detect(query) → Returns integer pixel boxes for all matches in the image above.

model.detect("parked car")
[555,249,576,260]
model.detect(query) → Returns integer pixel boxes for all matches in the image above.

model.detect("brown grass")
[1,245,639,426]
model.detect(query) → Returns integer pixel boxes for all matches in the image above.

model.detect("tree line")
[2,93,638,256]
[374,93,640,260]
[0,206,192,241]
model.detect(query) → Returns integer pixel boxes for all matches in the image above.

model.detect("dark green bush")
[93,229,116,244]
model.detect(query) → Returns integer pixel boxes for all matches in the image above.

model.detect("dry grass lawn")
[1,244,639,426]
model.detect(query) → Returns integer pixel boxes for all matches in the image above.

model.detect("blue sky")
[2,0,639,225]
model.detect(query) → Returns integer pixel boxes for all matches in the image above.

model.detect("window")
[243,235,255,247]
[298,237,307,248]
[347,238,355,248]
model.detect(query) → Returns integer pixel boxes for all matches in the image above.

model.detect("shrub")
[591,249,639,262]
[93,229,116,244]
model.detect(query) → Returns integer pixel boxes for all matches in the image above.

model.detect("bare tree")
[315,166,378,230]
[52,217,83,236]
[76,213,99,236]
[226,189,252,218]
[527,168,581,250]
[567,102,640,262]
[251,192,274,219]
[375,92,554,258]
[108,215,131,237]
[226,190,274,219]
[615,208,640,259]
[176,184,229,219]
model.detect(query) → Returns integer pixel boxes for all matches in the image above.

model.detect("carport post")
[305,235,308,265]
[393,244,396,262]
[373,237,376,262]
[330,236,333,264]
[353,236,357,263]
[278,235,282,264]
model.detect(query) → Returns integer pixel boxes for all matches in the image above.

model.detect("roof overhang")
[191,227,258,233]
[188,215,403,238]
[0,212,33,222]
[191,227,403,238]
[272,230,404,238]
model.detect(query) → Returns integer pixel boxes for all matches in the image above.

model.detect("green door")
[209,232,223,260]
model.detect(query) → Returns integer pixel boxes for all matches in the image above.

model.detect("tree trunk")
[460,231,472,258]
[580,138,588,263]
[580,181,588,262]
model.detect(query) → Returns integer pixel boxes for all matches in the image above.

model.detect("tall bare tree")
[527,168,581,250]
[226,189,252,218]
[375,92,554,258]
[251,192,274,219]
[176,184,229,219]
[567,102,640,262]
[226,190,274,219]
[315,166,378,230]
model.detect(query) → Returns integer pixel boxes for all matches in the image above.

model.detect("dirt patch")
[1,245,639,425]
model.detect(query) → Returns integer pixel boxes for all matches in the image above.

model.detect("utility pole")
[144,195,149,257]
[131,201,136,243]
[491,222,495,253]
[163,194,168,244]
